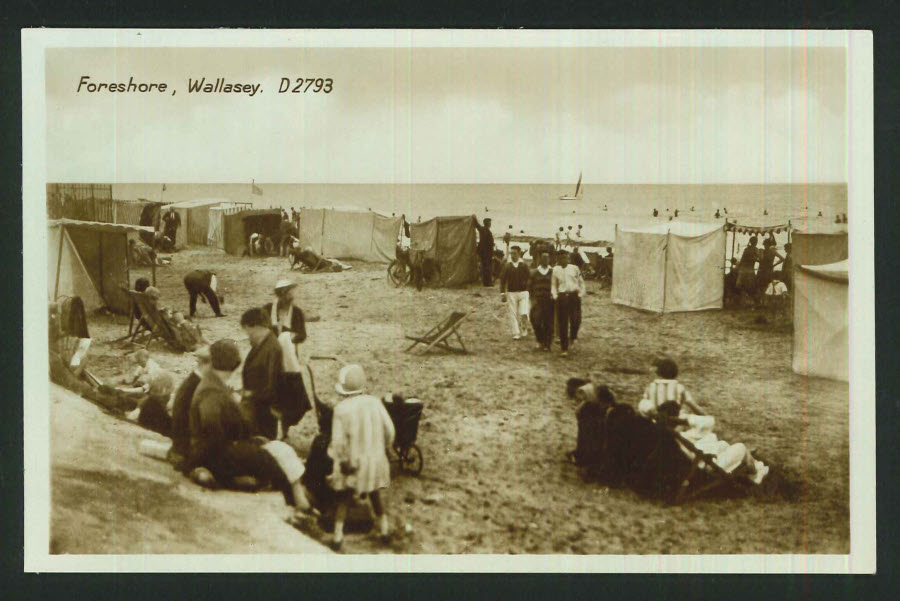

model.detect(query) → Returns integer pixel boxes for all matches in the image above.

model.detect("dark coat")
[170,370,202,456]
[186,373,251,476]
[262,302,307,344]
[241,332,282,437]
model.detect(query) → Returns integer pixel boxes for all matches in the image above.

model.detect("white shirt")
[551,264,585,299]
[766,281,788,296]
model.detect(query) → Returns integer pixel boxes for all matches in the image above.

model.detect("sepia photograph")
[22,29,875,571]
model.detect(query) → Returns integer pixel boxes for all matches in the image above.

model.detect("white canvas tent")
[792,260,848,382]
[161,198,250,247]
[207,204,247,249]
[48,219,153,314]
[611,221,726,313]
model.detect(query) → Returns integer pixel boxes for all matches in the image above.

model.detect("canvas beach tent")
[161,198,251,247]
[792,260,848,382]
[790,224,848,267]
[611,221,726,313]
[223,209,283,255]
[48,219,153,314]
[298,208,402,263]
[207,205,247,249]
[408,215,480,287]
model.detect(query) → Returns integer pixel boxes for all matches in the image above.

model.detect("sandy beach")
[56,246,849,555]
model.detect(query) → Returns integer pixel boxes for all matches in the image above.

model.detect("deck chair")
[655,418,754,505]
[124,290,192,353]
[405,311,470,355]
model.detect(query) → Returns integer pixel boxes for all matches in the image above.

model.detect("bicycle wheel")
[399,444,423,475]
[388,260,409,287]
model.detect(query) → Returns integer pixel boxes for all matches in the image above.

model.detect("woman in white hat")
[327,364,395,550]
[263,279,313,434]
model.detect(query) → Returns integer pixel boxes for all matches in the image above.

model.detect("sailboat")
[559,171,583,201]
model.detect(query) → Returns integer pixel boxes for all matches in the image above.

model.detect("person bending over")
[183,269,226,318]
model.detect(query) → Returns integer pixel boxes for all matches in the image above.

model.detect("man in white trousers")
[500,246,531,340]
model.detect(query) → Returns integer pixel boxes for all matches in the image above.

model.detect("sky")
[45,44,847,184]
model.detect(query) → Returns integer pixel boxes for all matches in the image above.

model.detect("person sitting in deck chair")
[637,358,768,484]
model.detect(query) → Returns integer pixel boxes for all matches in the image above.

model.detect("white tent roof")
[617,221,723,237]
[48,218,153,234]
[800,259,849,281]
[162,198,243,210]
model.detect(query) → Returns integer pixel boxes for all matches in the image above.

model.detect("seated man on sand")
[637,358,769,485]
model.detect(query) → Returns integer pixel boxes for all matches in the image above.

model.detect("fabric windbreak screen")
[409,216,479,287]
[372,214,402,262]
[321,210,374,259]
[664,227,725,312]
[299,209,326,254]
[434,216,479,287]
[791,231,848,267]
[99,231,130,313]
[300,209,400,262]
[611,228,667,312]
[792,263,849,382]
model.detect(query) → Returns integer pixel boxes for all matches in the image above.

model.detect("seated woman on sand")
[637,358,769,485]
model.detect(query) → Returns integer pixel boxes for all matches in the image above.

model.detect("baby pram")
[382,395,424,476]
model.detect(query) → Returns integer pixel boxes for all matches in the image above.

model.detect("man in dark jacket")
[162,207,181,247]
[528,251,554,351]
[500,246,531,340]
[475,217,495,286]
[240,307,282,439]
[183,269,225,318]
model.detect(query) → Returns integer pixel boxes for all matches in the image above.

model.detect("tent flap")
[664,227,725,312]
[792,263,849,382]
[610,228,667,312]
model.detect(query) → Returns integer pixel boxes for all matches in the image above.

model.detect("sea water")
[112,183,847,245]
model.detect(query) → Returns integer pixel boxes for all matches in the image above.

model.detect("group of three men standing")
[500,245,585,357]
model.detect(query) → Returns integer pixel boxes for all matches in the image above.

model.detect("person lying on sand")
[183,339,314,520]
[289,245,351,272]
[638,358,768,484]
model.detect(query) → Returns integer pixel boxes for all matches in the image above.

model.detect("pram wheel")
[398,444,423,475]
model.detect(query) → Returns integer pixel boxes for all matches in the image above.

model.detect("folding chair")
[662,422,754,505]
[124,290,191,352]
[405,311,471,355]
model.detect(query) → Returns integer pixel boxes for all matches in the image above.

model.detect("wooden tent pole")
[53,224,65,300]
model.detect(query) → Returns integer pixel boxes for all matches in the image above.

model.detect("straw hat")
[335,364,367,396]
[274,279,297,293]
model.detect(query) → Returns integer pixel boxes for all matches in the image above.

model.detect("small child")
[121,349,162,388]
[638,358,768,485]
